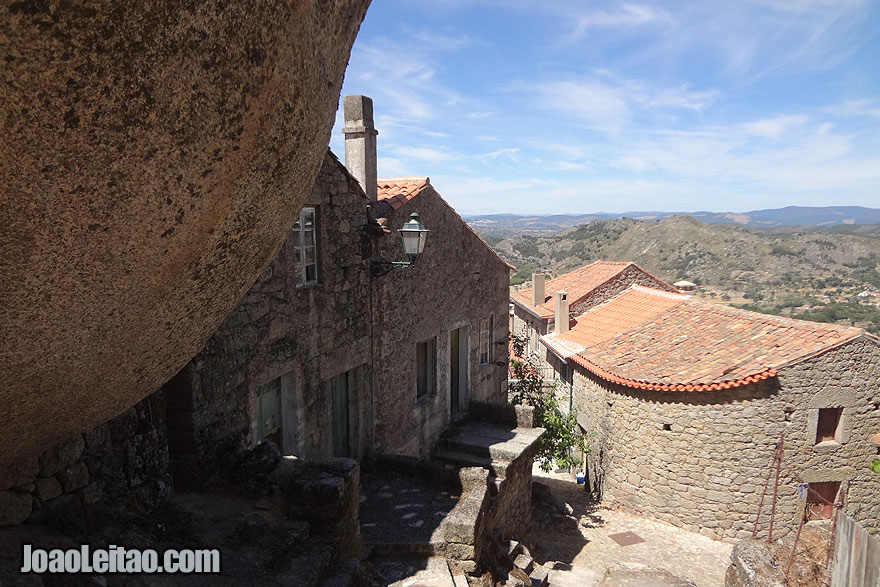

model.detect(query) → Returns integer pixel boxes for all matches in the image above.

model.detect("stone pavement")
[530,468,733,587]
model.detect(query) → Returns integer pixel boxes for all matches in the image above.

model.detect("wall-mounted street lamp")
[371,212,429,278]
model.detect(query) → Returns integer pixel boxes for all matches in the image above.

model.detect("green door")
[450,329,460,412]
[257,378,282,449]
[331,372,350,457]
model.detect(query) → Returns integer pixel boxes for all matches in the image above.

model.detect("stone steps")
[433,449,510,478]
[370,554,457,587]
[440,426,540,462]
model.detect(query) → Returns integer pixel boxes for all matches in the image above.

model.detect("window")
[816,407,843,444]
[479,316,493,365]
[293,207,318,286]
[416,338,437,398]
[807,481,840,520]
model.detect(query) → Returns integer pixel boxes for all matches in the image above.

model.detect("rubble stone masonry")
[164,152,373,483]
[570,336,880,541]
[370,186,511,457]
[0,393,169,526]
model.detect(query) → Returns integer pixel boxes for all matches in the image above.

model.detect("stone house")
[510,261,674,360]
[163,148,375,486]
[369,176,513,456]
[345,94,514,457]
[162,94,512,484]
[540,283,880,541]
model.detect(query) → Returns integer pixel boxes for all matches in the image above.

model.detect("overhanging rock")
[0,0,371,465]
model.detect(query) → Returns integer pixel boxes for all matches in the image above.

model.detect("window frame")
[815,407,843,444]
[479,316,492,366]
[293,206,319,288]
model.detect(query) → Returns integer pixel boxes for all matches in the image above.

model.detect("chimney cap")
[343,95,376,133]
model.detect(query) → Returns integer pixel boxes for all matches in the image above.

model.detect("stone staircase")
[434,421,544,497]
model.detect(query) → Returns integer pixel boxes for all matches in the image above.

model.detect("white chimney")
[555,290,569,334]
[531,273,546,307]
[342,95,378,200]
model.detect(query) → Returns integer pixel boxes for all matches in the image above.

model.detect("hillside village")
[3,4,880,587]
[2,93,879,587]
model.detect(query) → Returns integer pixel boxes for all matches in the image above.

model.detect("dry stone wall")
[0,392,169,526]
[571,336,880,541]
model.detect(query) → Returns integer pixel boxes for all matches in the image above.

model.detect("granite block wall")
[570,336,880,541]
[370,186,511,457]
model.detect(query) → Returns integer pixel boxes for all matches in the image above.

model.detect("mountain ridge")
[466,205,880,236]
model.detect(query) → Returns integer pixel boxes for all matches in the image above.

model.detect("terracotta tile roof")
[542,285,863,392]
[512,261,642,319]
[542,286,687,356]
[376,177,430,211]
[375,176,515,271]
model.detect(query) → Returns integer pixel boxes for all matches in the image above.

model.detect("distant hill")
[489,215,880,290]
[466,206,880,236]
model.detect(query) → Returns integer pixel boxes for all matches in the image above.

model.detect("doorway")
[450,326,469,413]
[257,378,283,450]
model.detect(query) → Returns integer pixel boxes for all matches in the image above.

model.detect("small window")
[815,407,843,444]
[293,207,318,287]
[479,316,492,365]
[416,338,437,398]
[807,481,840,520]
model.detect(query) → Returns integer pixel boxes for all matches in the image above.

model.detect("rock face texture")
[0,0,370,465]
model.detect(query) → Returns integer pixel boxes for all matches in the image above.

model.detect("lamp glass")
[399,213,429,257]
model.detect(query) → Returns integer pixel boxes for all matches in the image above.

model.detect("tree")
[508,334,589,472]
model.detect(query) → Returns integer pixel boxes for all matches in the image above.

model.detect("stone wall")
[570,336,880,541]
[0,392,169,526]
[370,186,511,457]
[164,151,374,484]
[487,438,540,540]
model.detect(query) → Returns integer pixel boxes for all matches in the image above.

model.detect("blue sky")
[329,0,880,215]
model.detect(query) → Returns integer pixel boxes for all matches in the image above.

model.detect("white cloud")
[570,3,672,38]
[824,99,880,119]
[393,146,458,162]
[742,114,809,140]
[479,148,520,160]
[534,80,631,131]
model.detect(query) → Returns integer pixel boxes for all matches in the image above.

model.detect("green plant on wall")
[508,333,588,472]
[871,458,880,474]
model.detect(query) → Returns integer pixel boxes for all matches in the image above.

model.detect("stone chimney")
[342,95,378,200]
[555,291,569,334]
[531,273,546,307]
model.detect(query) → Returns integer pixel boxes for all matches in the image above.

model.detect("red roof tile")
[542,285,863,391]
[377,177,430,211]
[512,260,670,319]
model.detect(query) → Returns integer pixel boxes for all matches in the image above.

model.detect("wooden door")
[258,379,282,450]
[331,372,350,458]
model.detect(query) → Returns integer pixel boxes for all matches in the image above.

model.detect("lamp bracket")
[370,260,412,278]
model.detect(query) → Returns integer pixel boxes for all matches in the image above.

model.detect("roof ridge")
[377,176,430,183]
[629,284,688,300]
